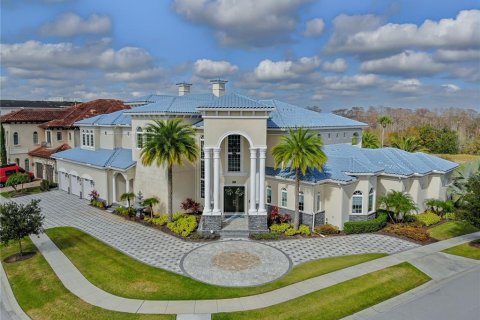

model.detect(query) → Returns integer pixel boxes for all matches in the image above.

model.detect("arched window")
[298,191,304,211]
[136,127,143,149]
[13,132,19,145]
[33,131,39,144]
[352,190,363,214]
[281,188,288,207]
[24,159,30,171]
[266,186,272,204]
[368,188,375,212]
[316,193,321,212]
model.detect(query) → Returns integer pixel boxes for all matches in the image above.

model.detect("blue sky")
[1,0,479,111]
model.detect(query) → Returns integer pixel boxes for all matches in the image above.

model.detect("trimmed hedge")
[344,213,388,234]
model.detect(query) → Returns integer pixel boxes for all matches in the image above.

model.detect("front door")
[224,186,245,214]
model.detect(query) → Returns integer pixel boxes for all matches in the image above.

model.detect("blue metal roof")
[125,94,215,114]
[200,93,272,109]
[75,109,132,126]
[52,147,135,170]
[266,144,458,184]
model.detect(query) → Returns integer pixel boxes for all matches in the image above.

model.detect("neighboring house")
[0,100,75,116]
[52,81,457,231]
[0,99,129,182]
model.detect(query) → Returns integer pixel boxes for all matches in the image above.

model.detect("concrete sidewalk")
[28,231,480,315]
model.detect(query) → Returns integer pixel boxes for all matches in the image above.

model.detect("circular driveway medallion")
[180,240,291,287]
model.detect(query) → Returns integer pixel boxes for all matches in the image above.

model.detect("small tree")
[180,198,201,215]
[463,172,480,227]
[379,191,417,223]
[120,192,135,207]
[143,197,159,219]
[0,199,44,256]
[424,199,454,218]
[377,115,393,147]
[6,173,31,192]
[362,131,380,149]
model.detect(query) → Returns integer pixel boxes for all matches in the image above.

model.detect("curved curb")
[29,232,480,315]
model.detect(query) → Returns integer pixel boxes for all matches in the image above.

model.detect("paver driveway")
[6,190,419,275]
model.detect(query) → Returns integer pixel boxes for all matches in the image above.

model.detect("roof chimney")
[176,82,192,96]
[210,79,227,97]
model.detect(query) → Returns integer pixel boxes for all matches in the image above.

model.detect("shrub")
[344,213,388,234]
[40,179,50,191]
[172,212,187,222]
[145,214,168,226]
[383,224,429,242]
[269,207,291,224]
[180,198,202,215]
[250,232,282,240]
[298,224,311,236]
[270,223,291,233]
[444,212,456,220]
[89,190,100,203]
[315,224,340,235]
[115,206,134,217]
[91,199,106,209]
[416,211,441,226]
[285,228,300,236]
[49,181,58,189]
[167,215,198,237]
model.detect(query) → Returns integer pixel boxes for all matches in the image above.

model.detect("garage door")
[59,172,69,192]
[82,178,94,201]
[71,175,82,197]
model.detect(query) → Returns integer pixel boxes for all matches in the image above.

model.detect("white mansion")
[49,81,457,231]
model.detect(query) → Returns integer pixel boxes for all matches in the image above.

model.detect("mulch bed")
[469,239,480,248]
[3,251,36,263]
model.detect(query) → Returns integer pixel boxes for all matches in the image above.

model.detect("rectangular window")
[352,196,363,214]
[299,193,304,211]
[368,192,374,212]
[316,193,321,212]
[57,131,62,141]
[281,189,288,207]
[266,187,272,204]
[328,133,331,139]
[46,131,52,144]
[136,134,143,149]
[200,136,205,198]
[82,132,86,146]
[69,132,72,140]
[227,135,241,172]
[90,132,94,147]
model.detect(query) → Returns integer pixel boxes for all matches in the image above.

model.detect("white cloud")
[173,0,312,47]
[327,10,480,54]
[304,18,325,37]
[442,84,461,92]
[254,56,320,81]
[435,49,480,62]
[323,74,380,91]
[192,59,239,78]
[321,58,347,72]
[105,68,163,82]
[40,13,111,37]
[361,51,445,76]
[389,79,422,93]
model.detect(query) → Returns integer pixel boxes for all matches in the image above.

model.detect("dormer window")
[136,127,143,149]
[82,129,94,147]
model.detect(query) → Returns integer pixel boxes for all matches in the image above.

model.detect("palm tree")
[377,115,393,147]
[272,128,327,230]
[120,192,135,207]
[378,191,417,223]
[362,131,380,149]
[143,197,159,219]
[140,119,198,222]
[390,135,426,152]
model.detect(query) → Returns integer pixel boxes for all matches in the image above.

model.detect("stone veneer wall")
[248,215,268,232]
[266,205,325,227]
[199,215,222,233]
[348,212,376,221]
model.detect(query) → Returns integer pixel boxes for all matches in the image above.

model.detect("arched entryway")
[114,173,127,203]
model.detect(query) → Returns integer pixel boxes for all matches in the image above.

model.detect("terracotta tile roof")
[40,99,129,129]
[0,108,68,123]
[28,143,71,159]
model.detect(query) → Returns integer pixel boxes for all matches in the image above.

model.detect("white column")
[249,148,257,214]
[125,175,130,193]
[212,148,221,215]
[258,148,267,214]
[203,147,212,214]
[112,175,116,202]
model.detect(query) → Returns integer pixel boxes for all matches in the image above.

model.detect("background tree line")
[332,107,480,154]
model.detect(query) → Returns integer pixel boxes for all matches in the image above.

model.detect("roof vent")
[210,79,227,97]
[176,82,192,96]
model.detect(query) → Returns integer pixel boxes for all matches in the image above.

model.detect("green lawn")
[443,242,480,260]
[1,238,173,320]
[46,227,386,300]
[0,186,42,198]
[428,221,479,240]
[213,262,430,320]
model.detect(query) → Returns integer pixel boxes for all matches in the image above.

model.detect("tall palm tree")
[377,115,393,147]
[362,131,380,149]
[143,197,159,219]
[378,191,417,223]
[140,119,198,222]
[390,135,426,152]
[272,128,327,230]
[120,192,135,207]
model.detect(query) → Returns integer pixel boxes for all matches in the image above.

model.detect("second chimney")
[176,82,192,96]
[210,79,228,97]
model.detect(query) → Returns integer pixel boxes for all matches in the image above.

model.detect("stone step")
[219,229,250,239]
